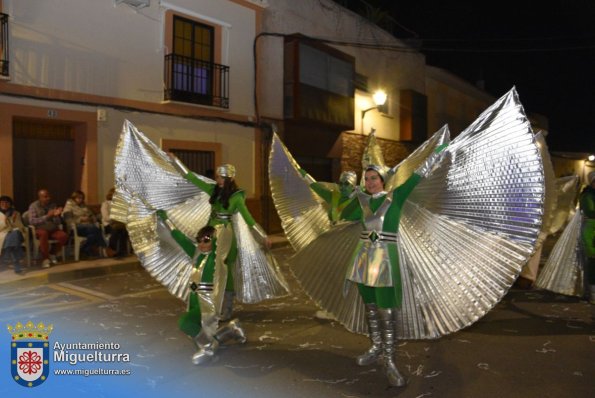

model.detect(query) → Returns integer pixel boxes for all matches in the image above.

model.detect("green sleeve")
[299,168,332,203]
[230,191,256,227]
[340,197,361,221]
[394,173,421,203]
[435,143,449,153]
[183,172,215,196]
[310,182,333,203]
[581,191,595,218]
[171,229,197,258]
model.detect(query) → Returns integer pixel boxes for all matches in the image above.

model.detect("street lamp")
[361,89,387,134]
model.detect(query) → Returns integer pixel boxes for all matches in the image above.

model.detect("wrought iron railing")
[0,13,9,77]
[164,53,229,109]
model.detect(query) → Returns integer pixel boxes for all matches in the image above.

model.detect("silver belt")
[214,212,231,221]
[360,230,398,243]
[190,282,214,292]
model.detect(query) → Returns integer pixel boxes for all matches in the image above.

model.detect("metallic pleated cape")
[384,125,450,191]
[534,132,558,238]
[272,87,545,339]
[534,210,585,296]
[268,134,332,252]
[112,120,288,304]
[548,175,580,235]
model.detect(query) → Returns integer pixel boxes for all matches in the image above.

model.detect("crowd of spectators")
[0,187,129,274]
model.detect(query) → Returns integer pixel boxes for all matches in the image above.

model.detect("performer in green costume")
[171,162,271,321]
[300,169,357,224]
[340,145,446,387]
[580,171,595,303]
[157,212,246,365]
[298,169,357,320]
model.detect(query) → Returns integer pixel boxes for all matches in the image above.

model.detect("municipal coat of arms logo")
[7,321,53,387]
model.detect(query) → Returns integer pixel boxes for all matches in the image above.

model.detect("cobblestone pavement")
[0,243,593,398]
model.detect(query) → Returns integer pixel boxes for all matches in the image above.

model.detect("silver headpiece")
[339,171,357,186]
[216,164,236,178]
[365,164,388,181]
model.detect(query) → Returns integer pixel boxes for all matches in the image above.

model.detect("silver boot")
[379,308,406,387]
[191,340,218,365]
[356,303,382,366]
[214,318,247,344]
[192,332,219,365]
[220,291,235,321]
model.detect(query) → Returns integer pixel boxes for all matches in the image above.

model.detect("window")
[170,149,215,177]
[164,15,229,108]
[161,139,222,178]
[284,35,355,129]
[0,13,9,77]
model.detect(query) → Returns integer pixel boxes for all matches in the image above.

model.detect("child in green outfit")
[157,210,246,365]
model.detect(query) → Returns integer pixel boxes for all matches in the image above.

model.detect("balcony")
[1,13,9,77]
[164,53,229,109]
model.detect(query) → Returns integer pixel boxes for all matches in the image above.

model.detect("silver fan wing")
[359,126,450,192]
[385,125,450,191]
[288,221,367,334]
[408,88,544,246]
[111,120,213,301]
[395,87,545,339]
[269,133,332,252]
[549,175,580,235]
[232,213,289,303]
[534,211,585,296]
[534,132,558,236]
[397,202,535,339]
[515,132,556,281]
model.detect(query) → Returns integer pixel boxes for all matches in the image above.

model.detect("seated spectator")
[0,195,26,274]
[101,187,129,258]
[28,189,68,268]
[63,190,110,259]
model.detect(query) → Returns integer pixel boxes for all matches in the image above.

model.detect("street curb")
[0,232,290,288]
[0,259,142,288]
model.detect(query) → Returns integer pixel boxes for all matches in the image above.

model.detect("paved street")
[0,245,593,398]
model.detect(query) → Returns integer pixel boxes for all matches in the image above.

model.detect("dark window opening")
[169,148,215,177]
[164,16,229,108]
[1,13,9,77]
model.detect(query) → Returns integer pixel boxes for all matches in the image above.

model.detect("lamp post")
[361,90,387,134]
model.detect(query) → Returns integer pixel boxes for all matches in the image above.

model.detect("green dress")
[181,173,258,291]
[579,185,595,284]
[168,227,217,337]
[341,174,421,308]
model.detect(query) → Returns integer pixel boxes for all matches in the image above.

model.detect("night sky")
[337,0,595,153]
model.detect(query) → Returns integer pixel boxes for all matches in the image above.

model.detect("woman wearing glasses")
[168,162,284,320]
[155,218,246,365]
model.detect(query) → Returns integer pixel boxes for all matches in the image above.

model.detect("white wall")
[258,0,426,141]
[97,111,256,198]
[5,0,258,116]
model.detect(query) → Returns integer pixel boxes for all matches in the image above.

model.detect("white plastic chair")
[27,224,66,263]
[68,222,88,262]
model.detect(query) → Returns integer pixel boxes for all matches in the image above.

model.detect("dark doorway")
[12,120,75,212]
